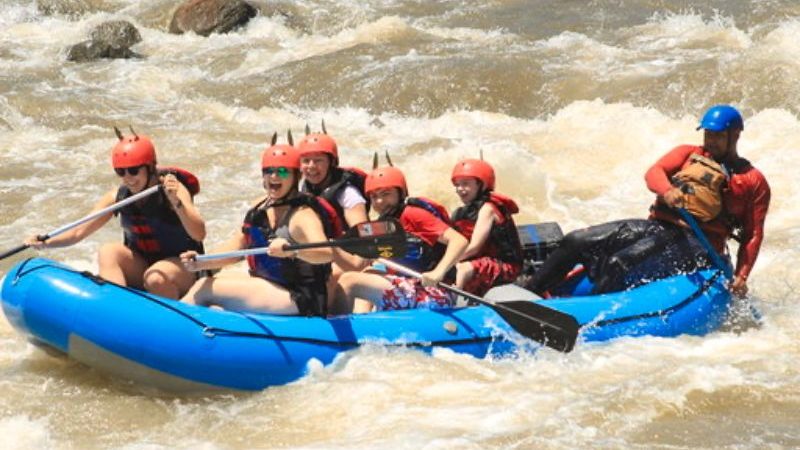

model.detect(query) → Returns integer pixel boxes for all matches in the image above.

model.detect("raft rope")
[11,259,490,348]
[11,259,727,347]
[588,270,724,328]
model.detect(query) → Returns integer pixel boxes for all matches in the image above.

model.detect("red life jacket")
[451,191,524,265]
[116,166,203,262]
[159,166,200,196]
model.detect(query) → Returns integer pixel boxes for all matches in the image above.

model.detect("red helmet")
[261,144,300,169]
[111,133,156,168]
[297,133,338,163]
[365,166,407,196]
[451,159,495,191]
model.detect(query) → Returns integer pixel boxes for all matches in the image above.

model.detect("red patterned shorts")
[378,275,455,311]
[463,257,522,297]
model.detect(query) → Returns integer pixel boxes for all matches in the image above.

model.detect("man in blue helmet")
[646,104,770,297]
[526,105,770,297]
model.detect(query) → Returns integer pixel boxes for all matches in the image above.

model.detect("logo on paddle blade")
[377,245,394,258]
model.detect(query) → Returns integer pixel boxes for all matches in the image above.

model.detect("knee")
[337,272,359,293]
[98,243,121,263]
[606,255,628,272]
[561,231,585,251]
[143,269,171,292]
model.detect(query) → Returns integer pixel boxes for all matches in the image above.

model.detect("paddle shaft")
[0,243,30,261]
[678,208,733,279]
[194,240,339,262]
[0,184,161,261]
[677,208,761,318]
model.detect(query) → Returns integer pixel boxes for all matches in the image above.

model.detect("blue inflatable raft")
[1,257,732,392]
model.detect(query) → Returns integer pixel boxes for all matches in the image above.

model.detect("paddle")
[677,208,760,319]
[194,219,409,261]
[677,208,733,279]
[0,184,162,261]
[377,258,580,352]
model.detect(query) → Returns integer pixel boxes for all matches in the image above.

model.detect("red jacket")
[645,145,770,280]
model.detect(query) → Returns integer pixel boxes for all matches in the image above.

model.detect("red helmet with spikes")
[297,120,338,163]
[111,126,156,168]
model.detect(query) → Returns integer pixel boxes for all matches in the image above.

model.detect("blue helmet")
[697,105,744,131]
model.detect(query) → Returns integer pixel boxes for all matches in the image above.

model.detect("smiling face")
[300,153,332,186]
[369,187,401,215]
[452,176,481,204]
[262,166,297,200]
[115,164,151,193]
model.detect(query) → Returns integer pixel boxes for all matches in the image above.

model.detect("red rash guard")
[644,144,770,281]
[399,206,450,246]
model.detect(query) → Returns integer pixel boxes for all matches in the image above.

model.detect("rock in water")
[169,0,257,36]
[66,20,142,62]
[89,20,142,48]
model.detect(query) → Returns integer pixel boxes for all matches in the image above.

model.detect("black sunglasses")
[114,165,144,177]
[262,167,291,179]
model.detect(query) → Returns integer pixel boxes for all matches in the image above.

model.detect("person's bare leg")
[97,243,147,288]
[142,257,198,299]
[338,271,391,314]
[454,261,474,289]
[182,275,298,314]
[326,262,347,315]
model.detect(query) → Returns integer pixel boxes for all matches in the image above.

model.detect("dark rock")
[169,0,257,36]
[89,20,142,48]
[66,40,139,62]
[66,21,142,62]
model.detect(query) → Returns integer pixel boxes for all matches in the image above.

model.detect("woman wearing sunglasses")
[179,138,334,316]
[25,128,206,299]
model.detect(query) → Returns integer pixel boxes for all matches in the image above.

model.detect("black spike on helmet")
[271,131,278,146]
[287,129,294,146]
[113,126,124,141]
[479,149,484,160]
[372,152,379,169]
[128,125,139,140]
[305,123,311,135]
[321,119,327,134]
[385,150,394,167]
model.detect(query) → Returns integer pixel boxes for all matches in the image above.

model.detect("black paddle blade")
[337,220,408,259]
[491,300,580,352]
[343,220,399,239]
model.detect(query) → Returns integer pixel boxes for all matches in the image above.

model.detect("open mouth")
[305,171,323,183]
